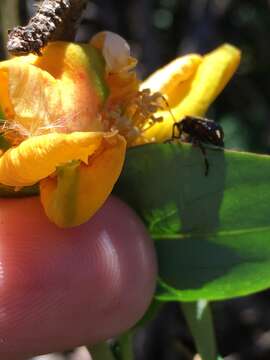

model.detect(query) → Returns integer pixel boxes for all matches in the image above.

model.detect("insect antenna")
[159,95,177,123]
[158,94,183,142]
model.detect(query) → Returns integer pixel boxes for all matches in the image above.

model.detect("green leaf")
[114,143,270,301]
[181,301,217,360]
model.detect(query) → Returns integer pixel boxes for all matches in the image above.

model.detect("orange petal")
[0,61,62,132]
[40,134,126,227]
[0,42,109,133]
[34,42,109,124]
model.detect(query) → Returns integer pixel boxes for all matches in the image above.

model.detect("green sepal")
[83,45,110,103]
[45,160,80,226]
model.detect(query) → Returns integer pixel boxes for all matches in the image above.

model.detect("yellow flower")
[0,31,241,228]
[92,33,240,146]
[140,44,241,142]
[0,40,126,227]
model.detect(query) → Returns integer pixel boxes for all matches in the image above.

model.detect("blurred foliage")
[0,0,20,58]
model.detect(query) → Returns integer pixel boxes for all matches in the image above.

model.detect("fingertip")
[0,196,157,359]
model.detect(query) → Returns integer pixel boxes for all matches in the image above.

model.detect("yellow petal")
[0,131,123,187]
[142,44,241,142]
[0,68,14,119]
[40,134,126,227]
[172,44,241,118]
[140,54,202,101]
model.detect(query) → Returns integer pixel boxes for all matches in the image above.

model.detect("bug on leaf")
[170,115,224,176]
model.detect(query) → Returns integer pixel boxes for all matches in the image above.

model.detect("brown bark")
[7,0,87,56]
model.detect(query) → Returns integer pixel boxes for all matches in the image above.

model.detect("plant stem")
[88,341,116,360]
[7,0,87,56]
[181,301,217,360]
[118,331,134,360]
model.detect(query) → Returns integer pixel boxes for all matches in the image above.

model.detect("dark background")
[2,1,270,359]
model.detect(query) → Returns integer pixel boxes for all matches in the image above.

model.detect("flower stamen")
[103,88,167,145]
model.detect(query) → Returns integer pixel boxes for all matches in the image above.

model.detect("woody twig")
[7,0,87,56]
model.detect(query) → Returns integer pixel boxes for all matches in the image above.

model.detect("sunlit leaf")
[114,143,270,301]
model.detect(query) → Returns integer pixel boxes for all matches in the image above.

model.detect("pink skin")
[0,196,157,360]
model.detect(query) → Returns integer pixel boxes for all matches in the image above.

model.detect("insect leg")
[164,122,181,143]
[172,122,180,139]
[196,141,209,176]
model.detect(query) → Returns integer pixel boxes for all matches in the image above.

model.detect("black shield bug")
[170,115,224,176]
